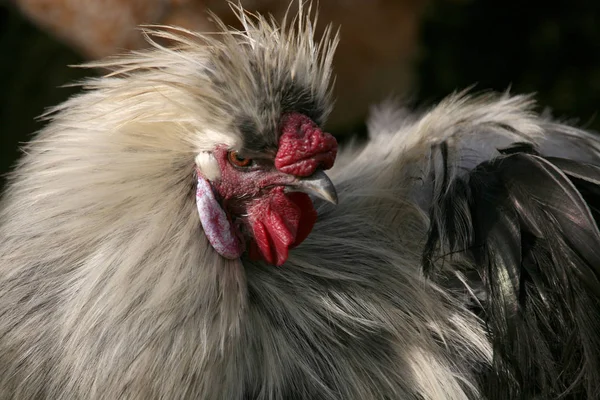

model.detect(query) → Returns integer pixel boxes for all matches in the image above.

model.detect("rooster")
[1,4,600,400]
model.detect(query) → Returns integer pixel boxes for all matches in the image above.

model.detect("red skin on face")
[209,113,337,265]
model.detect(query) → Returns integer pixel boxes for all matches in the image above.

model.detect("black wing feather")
[423,141,600,399]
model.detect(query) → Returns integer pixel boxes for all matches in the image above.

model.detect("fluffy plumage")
[423,138,600,398]
[1,3,600,400]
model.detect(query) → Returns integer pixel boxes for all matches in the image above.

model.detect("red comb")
[275,113,338,177]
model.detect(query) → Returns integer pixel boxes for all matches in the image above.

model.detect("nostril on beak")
[285,170,338,205]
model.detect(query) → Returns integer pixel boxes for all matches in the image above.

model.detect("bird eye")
[227,151,253,168]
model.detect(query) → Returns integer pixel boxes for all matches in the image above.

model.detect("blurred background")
[1,0,599,188]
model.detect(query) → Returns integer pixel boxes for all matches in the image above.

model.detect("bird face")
[196,112,338,266]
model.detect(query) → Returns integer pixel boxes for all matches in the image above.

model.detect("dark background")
[1,0,599,188]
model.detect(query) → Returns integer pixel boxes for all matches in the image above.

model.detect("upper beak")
[286,170,338,205]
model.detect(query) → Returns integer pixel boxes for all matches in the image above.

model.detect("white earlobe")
[196,174,243,259]
[195,152,221,181]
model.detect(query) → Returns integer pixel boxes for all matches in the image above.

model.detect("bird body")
[1,4,600,399]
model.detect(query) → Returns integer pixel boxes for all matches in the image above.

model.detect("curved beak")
[285,170,338,205]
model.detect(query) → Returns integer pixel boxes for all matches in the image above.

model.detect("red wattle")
[248,188,317,266]
[286,192,317,246]
[275,113,338,177]
[246,114,334,265]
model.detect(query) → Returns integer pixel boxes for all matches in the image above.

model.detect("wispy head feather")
[65,1,339,154]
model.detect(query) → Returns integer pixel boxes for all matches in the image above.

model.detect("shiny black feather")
[423,141,600,399]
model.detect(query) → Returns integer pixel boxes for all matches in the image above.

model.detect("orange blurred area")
[14,0,428,132]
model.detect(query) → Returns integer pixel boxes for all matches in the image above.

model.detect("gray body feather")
[1,4,600,400]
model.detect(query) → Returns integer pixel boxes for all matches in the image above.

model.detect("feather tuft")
[424,140,600,398]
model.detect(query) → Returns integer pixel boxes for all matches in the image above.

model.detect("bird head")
[76,4,340,266]
[196,113,338,266]
[187,5,340,266]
